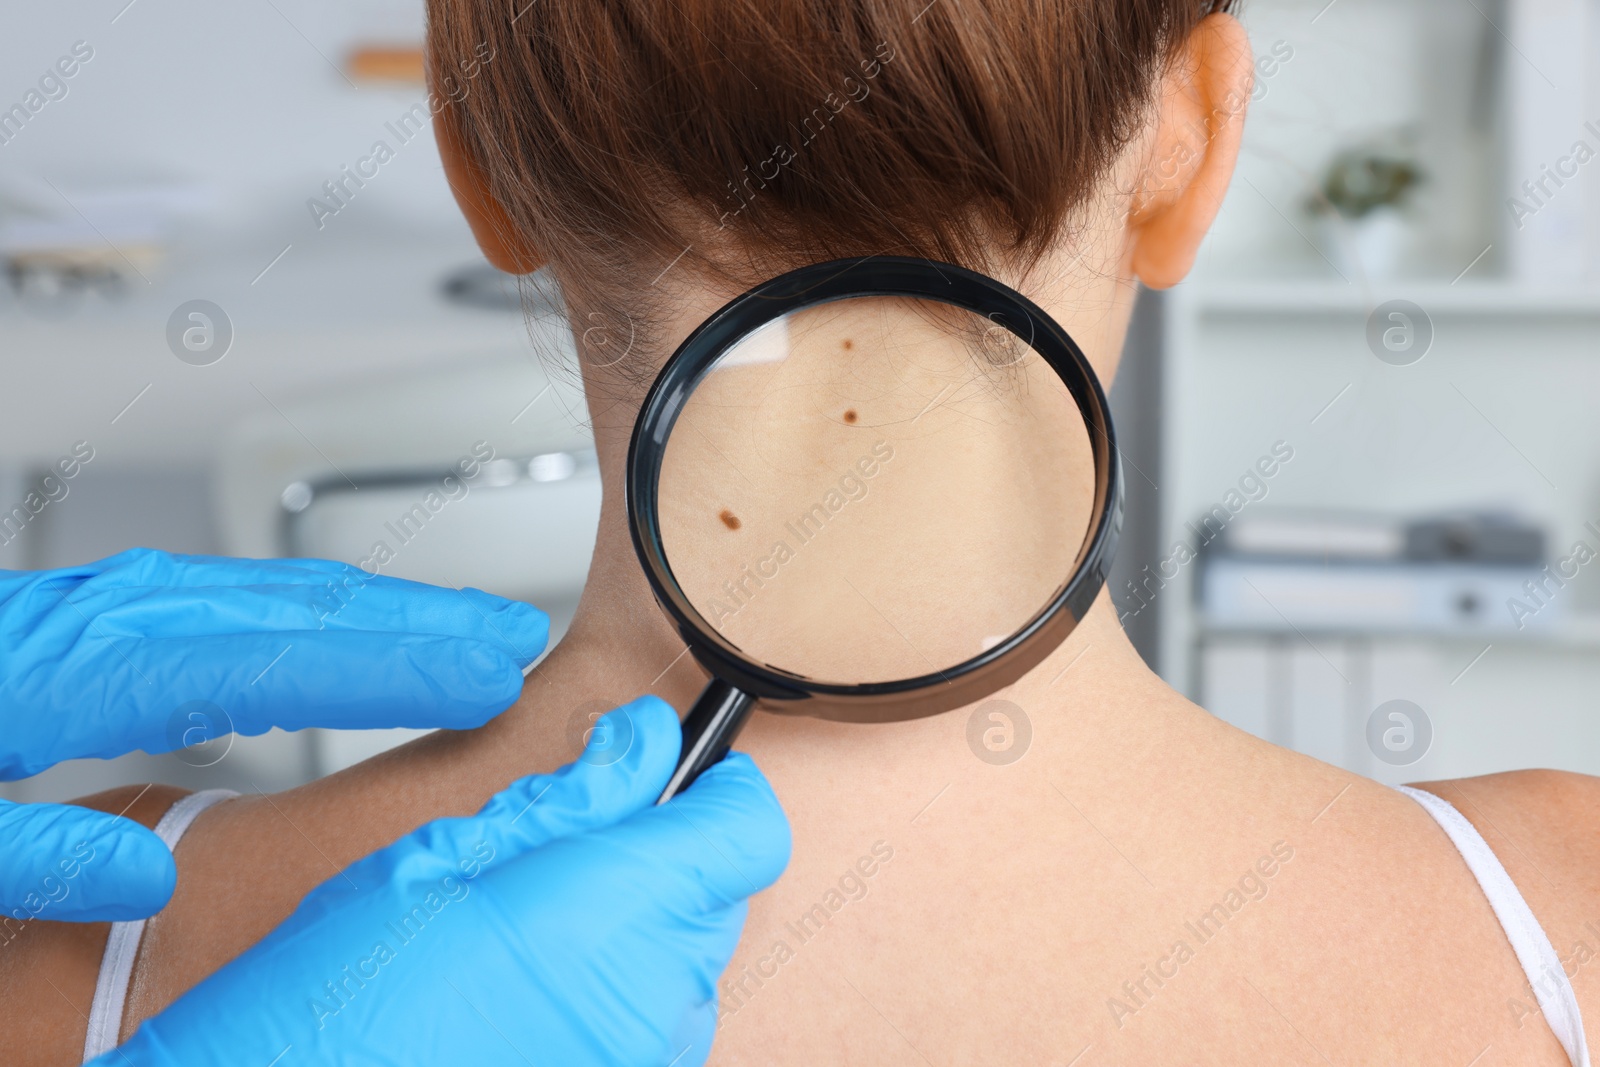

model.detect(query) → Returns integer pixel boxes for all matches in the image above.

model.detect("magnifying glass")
[626,257,1122,801]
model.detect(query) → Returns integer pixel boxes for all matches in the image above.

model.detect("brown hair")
[428,0,1234,369]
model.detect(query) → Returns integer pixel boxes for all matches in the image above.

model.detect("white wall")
[1158,0,1600,779]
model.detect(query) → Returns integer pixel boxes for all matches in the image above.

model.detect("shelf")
[1198,612,1600,651]
[1178,280,1600,316]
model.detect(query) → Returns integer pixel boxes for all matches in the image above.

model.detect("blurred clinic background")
[3,0,1599,801]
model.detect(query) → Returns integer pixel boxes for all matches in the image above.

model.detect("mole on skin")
[842,339,854,350]
[843,409,858,424]
[719,509,741,531]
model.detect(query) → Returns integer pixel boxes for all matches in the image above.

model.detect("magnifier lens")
[656,296,1095,687]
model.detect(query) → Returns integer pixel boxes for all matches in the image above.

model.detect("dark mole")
[842,339,854,350]
[843,409,859,424]
[719,509,741,531]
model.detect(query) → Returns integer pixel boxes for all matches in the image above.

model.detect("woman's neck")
[538,477,1205,775]
[522,254,1228,787]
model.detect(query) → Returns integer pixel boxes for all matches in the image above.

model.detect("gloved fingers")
[136,631,533,735]
[47,548,382,589]
[4,632,534,778]
[0,799,175,922]
[58,563,548,667]
[261,572,548,667]
[121,551,364,587]
[3,549,338,595]
[388,696,684,870]
[608,751,792,913]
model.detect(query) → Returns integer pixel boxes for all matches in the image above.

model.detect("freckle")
[843,409,858,424]
[842,339,854,350]
[719,509,741,531]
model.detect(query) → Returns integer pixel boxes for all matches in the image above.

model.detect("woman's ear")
[1128,13,1254,290]
[434,108,546,275]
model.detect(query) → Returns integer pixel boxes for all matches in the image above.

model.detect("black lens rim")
[625,256,1122,723]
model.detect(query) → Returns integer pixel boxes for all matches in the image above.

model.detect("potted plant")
[1308,140,1424,280]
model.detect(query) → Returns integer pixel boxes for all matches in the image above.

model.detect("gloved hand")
[100,696,791,1067]
[0,548,548,921]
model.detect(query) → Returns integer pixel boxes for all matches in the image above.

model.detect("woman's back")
[710,611,1598,1064]
[8,587,1598,1065]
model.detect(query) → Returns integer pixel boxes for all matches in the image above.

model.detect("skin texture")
[4,14,1598,1065]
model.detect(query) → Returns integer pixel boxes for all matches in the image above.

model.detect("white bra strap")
[82,789,238,1064]
[1398,785,1590,1067]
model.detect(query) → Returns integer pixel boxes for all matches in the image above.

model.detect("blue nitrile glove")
[0,548,548,922]
[99,696,791,1067]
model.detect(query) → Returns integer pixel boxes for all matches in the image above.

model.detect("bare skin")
[6,13,1598,1065]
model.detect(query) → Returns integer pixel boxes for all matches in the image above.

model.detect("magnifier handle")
[657,679,757,803]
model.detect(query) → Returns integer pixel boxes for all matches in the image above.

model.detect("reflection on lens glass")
[657,296,1094,686]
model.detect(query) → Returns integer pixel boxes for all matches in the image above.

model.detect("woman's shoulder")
[1417,761,1600,879]
[0,783,191,1067]
[1410,769,1600,1029]
[75,782,195,827]
[1411,769,1600,886]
